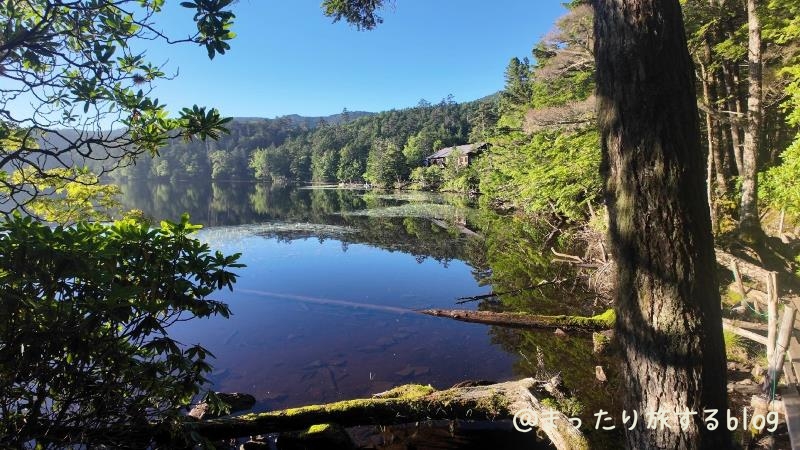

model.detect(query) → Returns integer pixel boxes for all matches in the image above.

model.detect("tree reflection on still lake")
[118,180,610,420]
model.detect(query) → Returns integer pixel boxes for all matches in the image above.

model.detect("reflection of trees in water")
[119,179,213,223]
[354,216,465,265]
[471,210,599,317]
[117,179,622,441]
[119,180,482,263]
[118,181,596,311]
[118,181,599,291]
[491,326,595,389]
[489,326,621,438]
[248,184,272,215]
[471,208,623,446]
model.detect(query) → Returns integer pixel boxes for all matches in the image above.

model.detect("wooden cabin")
[424,142,489,168]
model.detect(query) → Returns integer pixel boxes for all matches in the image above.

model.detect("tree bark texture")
[740,0,763,237]
[593,0,730,448]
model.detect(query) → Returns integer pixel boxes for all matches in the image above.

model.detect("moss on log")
[418,308,615,331]
[188,378,588,450]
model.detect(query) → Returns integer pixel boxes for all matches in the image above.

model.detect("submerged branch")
[455,279,567,304]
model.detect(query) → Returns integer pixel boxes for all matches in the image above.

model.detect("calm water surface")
[119,181,609,414]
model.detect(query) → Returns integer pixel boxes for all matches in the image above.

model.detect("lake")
[118,180,614,418]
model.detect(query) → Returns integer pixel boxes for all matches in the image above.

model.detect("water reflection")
[119,180,481,265]
[118,180,611,424]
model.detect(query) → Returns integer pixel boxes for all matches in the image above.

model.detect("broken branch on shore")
[188,378,588,450]
[418,308,615,331]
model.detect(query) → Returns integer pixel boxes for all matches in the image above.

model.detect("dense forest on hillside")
[475,0,800,238]
[19,0,800,246]
[475,4,598,221]
[58,0,799,244]
[4,0,800,447]
[109,97,496,187]
[108,0,800,238]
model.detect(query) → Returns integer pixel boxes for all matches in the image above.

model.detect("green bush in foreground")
[0,214,242,448]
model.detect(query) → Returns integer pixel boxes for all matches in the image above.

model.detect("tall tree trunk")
[709,93,727,196]
[593,0,730,448]
[740,0,763,238]
[707,144,718,232]
[714,66,734,181]
[701,62,716,231]
[763,103,792,164]
[722,62,744,176]
[700,60,727,232]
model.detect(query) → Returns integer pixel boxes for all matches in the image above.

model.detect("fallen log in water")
[188,379,589,450]
[418,308,615,331]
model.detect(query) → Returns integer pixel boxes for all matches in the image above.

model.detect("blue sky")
[145,1,568,118]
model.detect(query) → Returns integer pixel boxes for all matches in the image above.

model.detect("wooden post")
[768,306,796,389]
[779,208,785,236]
[732,260,750,310]
[767,271,778,367]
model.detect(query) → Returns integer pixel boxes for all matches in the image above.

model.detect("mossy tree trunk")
[183,379,588,450]
[418,308,615,331]
[593,0,731,448]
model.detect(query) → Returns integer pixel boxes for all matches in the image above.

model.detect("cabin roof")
[425,142,488,160]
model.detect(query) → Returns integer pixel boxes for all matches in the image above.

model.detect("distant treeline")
[111,0,800,231]
[100,3,597,212]
[108,97,497,187]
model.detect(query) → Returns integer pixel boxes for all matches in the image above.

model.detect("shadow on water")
[118,180,621,447]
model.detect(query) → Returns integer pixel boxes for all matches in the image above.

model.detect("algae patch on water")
[342,203,465,220]
[253,222,360,241]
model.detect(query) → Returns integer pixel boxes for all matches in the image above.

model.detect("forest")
[105,96,493,188]
[104,0,800,240]
[2,0,800,448]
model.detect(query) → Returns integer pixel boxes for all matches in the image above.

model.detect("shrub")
[0,214,242,447]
